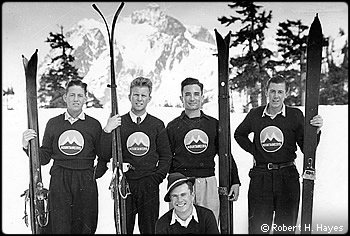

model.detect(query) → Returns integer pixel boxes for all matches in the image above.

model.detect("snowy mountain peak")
[38,5,220,108]
[131,3,186,36]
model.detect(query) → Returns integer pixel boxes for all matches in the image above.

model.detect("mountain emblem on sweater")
[184,129,208,154]
[58,130,84,155]
[260,126,284,152]
[127,132,150,156]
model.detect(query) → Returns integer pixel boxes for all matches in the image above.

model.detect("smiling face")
[170,182,195,217]
[63,85,87,117]
[266,82,288,112]
[129,86,151,116]
[180,84,203,112]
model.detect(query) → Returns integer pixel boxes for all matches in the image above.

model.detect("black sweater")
[101,113,172,184]
[166,111,240,185]
[234,105,321,163]
[38,113,103,170]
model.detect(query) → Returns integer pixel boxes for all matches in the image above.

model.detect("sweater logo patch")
[127,132,150,156]
[58,130,84,155]
[260,126,284,152]
[184,129,208,154]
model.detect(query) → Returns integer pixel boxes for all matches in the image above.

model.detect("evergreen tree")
[275,19,309,105]
[320,30,348,105]
[275,19,330,105]
[2,86,15,110]
[38,26,103,108]
[38,26,81,108]
[218,1,273,110]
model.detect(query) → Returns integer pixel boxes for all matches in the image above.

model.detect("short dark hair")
[186,181,194,193]
[266,75,289,92]
[181,77,203,94]
[130,77,153,95]
[65,79,87,94]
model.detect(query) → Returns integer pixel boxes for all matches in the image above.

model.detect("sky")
[2,1,348,95]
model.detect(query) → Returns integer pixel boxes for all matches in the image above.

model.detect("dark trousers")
[248,165,300,234]
[126,176,160,234]
[48,167,98,234]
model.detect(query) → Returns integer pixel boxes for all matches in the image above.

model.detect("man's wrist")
[103,127,112,133]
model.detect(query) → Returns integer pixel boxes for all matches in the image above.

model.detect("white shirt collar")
[64,111,85,124]
[262,103,286,119]
[129,111,147,124]
[170,205,199,228]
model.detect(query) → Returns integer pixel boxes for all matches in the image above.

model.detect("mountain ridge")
[38,3,218,108]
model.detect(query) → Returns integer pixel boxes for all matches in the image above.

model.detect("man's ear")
[63,94,67,103]
[179,95,183,102]
[286,89,290,97]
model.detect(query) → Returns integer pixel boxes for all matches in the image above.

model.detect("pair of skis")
[92,2,129,234]
[215,29,234,234]
[301,14,323,234]
[22,49,49,234]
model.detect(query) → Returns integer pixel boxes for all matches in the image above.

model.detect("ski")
[215,29,234,234]
[21,49,49,234]
[301,14,323,234]
[92,2,128,234]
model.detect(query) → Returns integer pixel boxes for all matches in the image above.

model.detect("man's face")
[63,85,86,115]
[129,86,151,114]
[170,183,195,214]
[180,84,203,111]
[266,82,288,110]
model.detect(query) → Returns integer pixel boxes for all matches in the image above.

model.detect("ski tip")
[313,13,321,23]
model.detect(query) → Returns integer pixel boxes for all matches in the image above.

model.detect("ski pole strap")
[20,189,30,227]
[254,161,295,170]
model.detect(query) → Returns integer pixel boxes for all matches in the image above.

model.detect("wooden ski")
[21,49,49,234]
[301,14,323,234]
[215,29,234,234]
[92,2,128,234]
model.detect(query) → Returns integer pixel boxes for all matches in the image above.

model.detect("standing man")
[100,76,172,234]
[155,172,220,234]
[166,77,240,224]
[234,75,323,234]
[22,79,120,234]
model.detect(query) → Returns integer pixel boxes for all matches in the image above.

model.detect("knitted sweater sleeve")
[99,130,113,162]
[153,124,172,183]
[234,110,254,155]
[39,118,56,165]
[295,108,322,153]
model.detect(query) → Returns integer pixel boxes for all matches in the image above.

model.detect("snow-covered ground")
[2,104,348,234]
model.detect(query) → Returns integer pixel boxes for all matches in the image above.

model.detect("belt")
[255,161,294,170]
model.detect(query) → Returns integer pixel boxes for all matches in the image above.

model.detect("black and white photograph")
[2,2,348,234]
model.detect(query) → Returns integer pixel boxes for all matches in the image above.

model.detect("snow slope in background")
[1,104,348,234]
